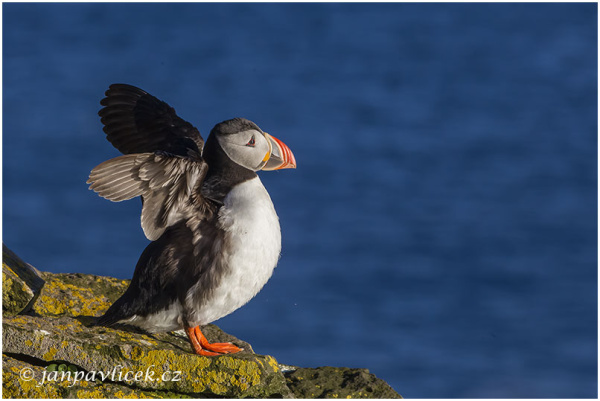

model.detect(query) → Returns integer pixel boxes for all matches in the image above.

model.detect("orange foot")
[185,325,243,356]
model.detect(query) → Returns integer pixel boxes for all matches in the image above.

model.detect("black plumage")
[99,84,204,156]
[96,219,227,328]
[92,84,226,327]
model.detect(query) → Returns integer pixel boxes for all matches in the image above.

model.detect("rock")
[284,366,402,399]
[2,353,167,398]
[3,314,291,398]
[2,244,45,317]
[32,272,130,318]
[2,244,401,398]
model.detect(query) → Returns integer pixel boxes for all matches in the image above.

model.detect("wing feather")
[98,83,204,158]
[90,84,213,240]
[87,152,210,240]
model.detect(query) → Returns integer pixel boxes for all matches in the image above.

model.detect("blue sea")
[3,3,597,398]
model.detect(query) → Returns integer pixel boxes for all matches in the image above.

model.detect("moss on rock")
[2,354,170,398]
[3,315,292,398]
[284,366,402,398]
[33,272,130,318]
[2,244,401,398]
[2,267,33,317]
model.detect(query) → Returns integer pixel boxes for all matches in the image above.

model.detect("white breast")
[190,176,281,325]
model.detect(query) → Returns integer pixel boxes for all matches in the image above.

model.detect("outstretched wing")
[98,83,204,156]
[87,152,212,241]
[91,84,214,241]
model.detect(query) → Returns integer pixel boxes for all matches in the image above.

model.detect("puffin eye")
[246,135,256,147]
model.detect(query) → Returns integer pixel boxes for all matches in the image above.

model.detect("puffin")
[87,84,296,356]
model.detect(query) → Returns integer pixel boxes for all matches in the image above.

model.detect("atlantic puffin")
[87,84,296,356]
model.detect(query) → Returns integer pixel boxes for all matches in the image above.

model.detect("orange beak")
[261,133,297,170]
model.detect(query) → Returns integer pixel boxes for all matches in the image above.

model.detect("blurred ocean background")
[3,3,597,398]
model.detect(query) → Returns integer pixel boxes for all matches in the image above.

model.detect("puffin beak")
[261,133,297,170]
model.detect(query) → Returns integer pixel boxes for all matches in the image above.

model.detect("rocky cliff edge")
[2,244,401,398]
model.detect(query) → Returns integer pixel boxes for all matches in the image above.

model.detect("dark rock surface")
[285,367,401,399]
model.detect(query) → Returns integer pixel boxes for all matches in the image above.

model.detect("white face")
[216,129,272,171]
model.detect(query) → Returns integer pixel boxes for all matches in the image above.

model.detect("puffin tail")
[94,297,129,327]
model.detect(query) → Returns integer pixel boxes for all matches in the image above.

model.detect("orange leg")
[184,325,242,356]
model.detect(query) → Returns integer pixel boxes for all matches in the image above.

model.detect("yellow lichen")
[37,294,67,315]
[16,372,63,398]
[76,388,106,398]
[113,390,153,399]
[9,314,30,325]
[129,346,145,360]
[203,370,229,394]
[33,276,115,317]
[265,355,280,372]
[43,347,58,361]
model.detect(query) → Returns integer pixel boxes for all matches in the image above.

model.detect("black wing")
[90,84,214,241]
[98,83,204,157]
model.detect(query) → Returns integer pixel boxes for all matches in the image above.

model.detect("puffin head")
[209,118,296,172]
